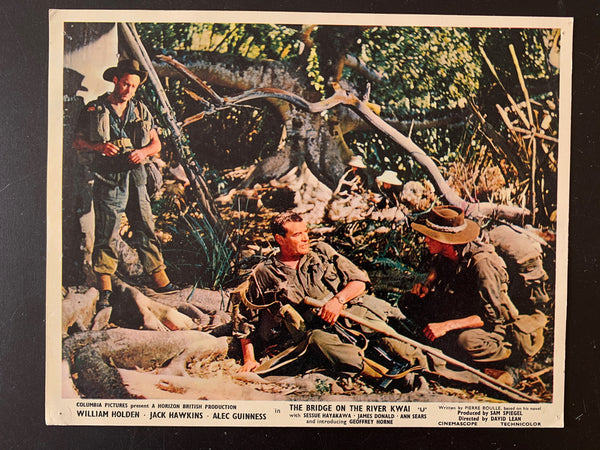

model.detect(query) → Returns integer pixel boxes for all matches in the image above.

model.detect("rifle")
[304,297,537,403]
[333,323,411,389]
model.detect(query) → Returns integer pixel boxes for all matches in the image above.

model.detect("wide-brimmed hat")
[376,170,402,186]
[411,206,480,244]
[348,155,367,169]
[103,59,148,84]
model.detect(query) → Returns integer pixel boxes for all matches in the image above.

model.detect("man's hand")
[423,321,449,341]
[316,281,365,325]
[411,282,430,298]
[319,297,344,325]
[238,359,260,372]
[412,268,437,298]
[94,142,120,157]
[128,149,148,165]
[239,338,260,373]
[423,315,484,342]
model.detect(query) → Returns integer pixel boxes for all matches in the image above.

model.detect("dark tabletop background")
[1,1,597,448]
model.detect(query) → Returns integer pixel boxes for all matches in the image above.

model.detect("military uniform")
[406,240,546,363]
[233,242,406,377]
[75,93,165,277]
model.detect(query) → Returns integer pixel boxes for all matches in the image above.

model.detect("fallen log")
[117,370,277,400]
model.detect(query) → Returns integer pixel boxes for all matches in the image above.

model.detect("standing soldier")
[73,59,178,311]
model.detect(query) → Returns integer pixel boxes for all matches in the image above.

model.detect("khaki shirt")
[234,241,370,341]
[426,240,513,329]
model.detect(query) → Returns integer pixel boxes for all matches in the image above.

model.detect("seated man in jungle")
[404,206,547,384]
[231,211,414,382]
[332,155,368,198]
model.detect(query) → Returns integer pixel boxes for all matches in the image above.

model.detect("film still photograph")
[47,10,571,428]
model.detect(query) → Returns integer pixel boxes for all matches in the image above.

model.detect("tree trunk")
[154,54,352,188]
[155,54,530,221]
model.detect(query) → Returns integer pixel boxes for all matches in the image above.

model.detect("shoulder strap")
[231,268,280,311]
[133,99,144,121]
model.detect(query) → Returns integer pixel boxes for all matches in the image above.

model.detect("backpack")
[488,225,549,306]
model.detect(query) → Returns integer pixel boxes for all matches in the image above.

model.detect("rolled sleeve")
[315,242,370,285]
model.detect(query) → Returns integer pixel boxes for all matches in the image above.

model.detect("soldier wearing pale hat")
[333,155,368,198]
[375,169,402,209]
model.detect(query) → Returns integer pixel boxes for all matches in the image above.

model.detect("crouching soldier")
[405,206,547,385]
[231,211,418,382]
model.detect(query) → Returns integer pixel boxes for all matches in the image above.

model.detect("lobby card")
[47,9,571,427]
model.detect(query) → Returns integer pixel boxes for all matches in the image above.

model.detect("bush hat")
[376,170,402,186]
[411,205,480,245]
[348,155,367,169]
[103,59,148,84]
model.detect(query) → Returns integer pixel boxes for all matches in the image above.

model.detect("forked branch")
[158,55,530,222]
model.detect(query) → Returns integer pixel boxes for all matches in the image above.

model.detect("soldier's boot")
[152,269,180,293]
[96,274,112,312]
[97,290,112,312]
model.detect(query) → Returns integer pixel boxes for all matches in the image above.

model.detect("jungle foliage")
[135,22,560,289]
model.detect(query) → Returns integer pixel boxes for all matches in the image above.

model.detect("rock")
[62,287,98,336]
[91,306,112,331]
[330,381,344,394]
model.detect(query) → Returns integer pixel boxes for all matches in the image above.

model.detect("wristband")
[333,295,346,305]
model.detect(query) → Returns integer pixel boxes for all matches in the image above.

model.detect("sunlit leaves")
[138,22,301,61]
[358,26,481,114]
[138,21,559,224]
[306,45,326,95]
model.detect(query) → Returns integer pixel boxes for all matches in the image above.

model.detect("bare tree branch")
[159,56,530,222]
[348,93,530,222]
[156,54,224,104]
[235,88,530,221]
[225,87,347,113]
[343,54,385,83]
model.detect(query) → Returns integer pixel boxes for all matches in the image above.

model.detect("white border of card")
[47,9,572,427]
